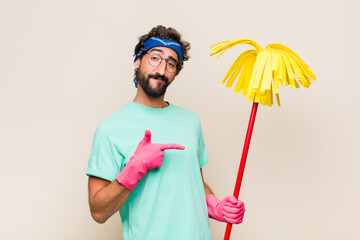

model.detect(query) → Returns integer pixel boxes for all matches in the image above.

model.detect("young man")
[86,25,245,240]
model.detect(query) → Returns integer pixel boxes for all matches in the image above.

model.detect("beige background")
[1,0,359,239]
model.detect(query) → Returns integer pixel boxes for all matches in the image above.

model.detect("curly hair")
[134,25,191,74]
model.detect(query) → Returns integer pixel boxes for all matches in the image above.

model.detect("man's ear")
[134,58,140,69]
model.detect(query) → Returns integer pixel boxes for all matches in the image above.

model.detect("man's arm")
[88,130,185,224]
[201,168,214,197]
[88,176,131,224]
[200,168,245,224]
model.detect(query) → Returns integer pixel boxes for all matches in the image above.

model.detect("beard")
[135,68,171,98]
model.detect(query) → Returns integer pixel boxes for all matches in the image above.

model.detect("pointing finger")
[159,144,185,151]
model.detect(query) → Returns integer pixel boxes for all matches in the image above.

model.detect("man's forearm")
[88,130,185,223]
[200,169,245,224]
[203,180,214,197]
[88,177,131,224]
[200,168,214,197]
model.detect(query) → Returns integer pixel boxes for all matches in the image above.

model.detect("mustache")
[148,74,168,82]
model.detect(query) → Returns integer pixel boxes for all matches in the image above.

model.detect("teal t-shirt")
[86,102,212,240]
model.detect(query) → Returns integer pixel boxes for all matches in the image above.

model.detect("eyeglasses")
[146,52,178,73]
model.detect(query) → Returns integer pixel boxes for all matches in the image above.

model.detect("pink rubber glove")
[206,194,245,224]
[116,129,185,190]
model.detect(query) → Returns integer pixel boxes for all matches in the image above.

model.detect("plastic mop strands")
[210,39,316,106]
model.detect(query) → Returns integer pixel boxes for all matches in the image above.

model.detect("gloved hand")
[116,129,185,190]
[206,194,245,224]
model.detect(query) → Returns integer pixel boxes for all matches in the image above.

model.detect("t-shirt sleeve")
[197,121,209,168]
[86,122,123,182]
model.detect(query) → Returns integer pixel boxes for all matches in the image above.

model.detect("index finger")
[159,144,185,151]
[224,195,239,204]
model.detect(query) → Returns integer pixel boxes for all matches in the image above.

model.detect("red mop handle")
[224,102,259,240]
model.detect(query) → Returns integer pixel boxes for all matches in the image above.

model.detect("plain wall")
[1,0,359,239]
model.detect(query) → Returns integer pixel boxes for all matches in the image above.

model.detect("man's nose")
[155,60,167,75]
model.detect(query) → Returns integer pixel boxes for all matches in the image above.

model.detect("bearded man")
[86,25,245,240]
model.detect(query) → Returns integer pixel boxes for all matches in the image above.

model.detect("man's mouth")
[148,74,168,83]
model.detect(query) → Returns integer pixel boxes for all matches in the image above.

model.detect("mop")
[210,39,316,240]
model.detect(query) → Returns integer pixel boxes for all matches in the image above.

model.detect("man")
[87,25,245,239]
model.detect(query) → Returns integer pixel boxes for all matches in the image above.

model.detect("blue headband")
[134,36,183,64]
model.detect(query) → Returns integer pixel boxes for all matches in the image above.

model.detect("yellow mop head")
[210,39,316,106]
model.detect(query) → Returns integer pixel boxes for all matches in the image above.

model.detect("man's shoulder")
[97,103,133,128]
[172,104,199,116]
[171,104,201,124]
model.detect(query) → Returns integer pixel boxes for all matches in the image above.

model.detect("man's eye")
[151,56,159,61]
[167,62,176,68]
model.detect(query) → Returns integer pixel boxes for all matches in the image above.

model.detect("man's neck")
[133,89,168,109]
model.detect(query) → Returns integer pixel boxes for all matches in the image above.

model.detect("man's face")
[135,47,178,98]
